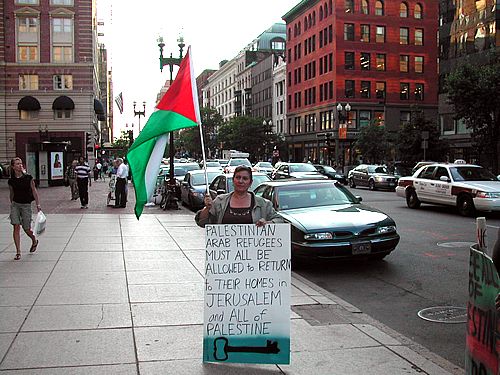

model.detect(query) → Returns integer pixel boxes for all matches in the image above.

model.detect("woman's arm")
[9,185,14,203]
[31,179,41,212]
[195,195,213,228]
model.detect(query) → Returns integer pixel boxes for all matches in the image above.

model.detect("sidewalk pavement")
[0,209,464,374]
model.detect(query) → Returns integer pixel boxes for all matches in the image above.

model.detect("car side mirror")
[181,181,188,186]
[439,176,450,182]
[355,196,363,202]
[216,189,225,195]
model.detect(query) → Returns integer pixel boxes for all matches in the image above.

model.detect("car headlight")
[476,192,500,198]
[335,174,342,178]
[304,232,333,240]
[375,176,384,182]
[376,225,396,234]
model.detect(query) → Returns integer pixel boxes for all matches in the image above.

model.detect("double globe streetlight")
[133,101,146,133]
[334,103,351,167]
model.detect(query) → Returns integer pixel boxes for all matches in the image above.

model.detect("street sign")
[273,150,279,157]
[421,131,429,140]
[421,140,428,149]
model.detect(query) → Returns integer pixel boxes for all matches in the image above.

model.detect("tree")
[218,116,280,161]
[396,109,448,164]
[445,59,500,173]
[111,130,133,154]
[354,123,390,164]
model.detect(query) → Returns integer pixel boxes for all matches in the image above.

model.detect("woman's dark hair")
[233,165,253,180]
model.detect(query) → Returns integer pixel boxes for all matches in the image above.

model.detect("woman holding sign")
[195,166,282,227]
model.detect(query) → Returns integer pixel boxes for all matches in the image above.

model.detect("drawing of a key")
[213,337,280,361]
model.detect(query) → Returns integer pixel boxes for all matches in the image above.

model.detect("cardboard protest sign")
[466,245,500,375]
[203,223,291,364]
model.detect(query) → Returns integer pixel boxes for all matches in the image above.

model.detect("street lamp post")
[133,101,146,132]
[263,119,272,162]
[157,34,185,210]
[334,103,351,168]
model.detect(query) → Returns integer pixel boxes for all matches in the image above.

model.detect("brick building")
[0,0,106,186]
[283,0,438,167]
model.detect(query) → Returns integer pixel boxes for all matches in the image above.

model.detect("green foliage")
[218,116,281,161]
[112,130,132,152]
[354,124,390,164]
[445,59,500,172]
[396,110,448,164]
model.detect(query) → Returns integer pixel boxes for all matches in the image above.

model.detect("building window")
[375,53,386,71]
[16,0,38,4]
[18,16,38,33]
[18,46,38,63]
[345,80,355,98]
[359,110,371,127]
[415,28,424,45]
[375,0,384,15]
[400,83,409,100]
[53,74,73,90]
[345,52,355,70]
[360,81,371,98]
[360,24,370,42]
[361,0,369,14]
[375,26,385,43]
[20,110,39,120]
[344,23,355,41]
[399,55,409,72]
[52,46,73,63]
[415,83,424,100]
[52,18,72,33]
[400,2,408,17]
[19,74,38,90]
[51,0,74,4]
[375,81,386,99]
[360,52,370,70]
[414,3,423,19]
[400,111,411,126]
[345,0,354,13]
[400,27,409,45]
[347,110,357,129]
[54,109,72,119]
[415,56,424,73]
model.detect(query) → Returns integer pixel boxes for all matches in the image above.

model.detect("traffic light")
[128,130,134,146]
[86,132,93,152]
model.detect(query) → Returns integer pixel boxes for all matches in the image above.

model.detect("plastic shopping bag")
[33,211,46,237]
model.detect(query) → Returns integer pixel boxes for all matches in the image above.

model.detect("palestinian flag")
[127,47,200,219]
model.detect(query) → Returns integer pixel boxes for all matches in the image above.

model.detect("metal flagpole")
[198,121,210,194]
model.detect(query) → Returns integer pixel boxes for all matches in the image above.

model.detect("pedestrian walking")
[75,157,91,209]
[114,158,127,208]
[8,157,41,260]
[65,160,79,200]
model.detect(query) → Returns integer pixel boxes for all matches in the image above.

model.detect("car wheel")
[349,178,356,188]
[368,180,376,191]
[406,189,421,209]
[457,194,475,217]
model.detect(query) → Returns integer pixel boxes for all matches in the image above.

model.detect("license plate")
[352,242,371,255]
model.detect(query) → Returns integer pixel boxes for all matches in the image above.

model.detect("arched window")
[294,24,297,37]
[400,2,408,17]
[304,16,308,30]
[414,3,423,19]
[361,0,369,14]
[345,0,354,13]
[329,0,333,15]
[375,0,384,15]
[308,14,312,27]
[319,5,323,20]
[313,11,316,25]
[298,21,301,35]
[288,27,291,40]
[324,2,328,16]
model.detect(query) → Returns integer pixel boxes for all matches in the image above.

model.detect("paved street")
[0,180,463,374]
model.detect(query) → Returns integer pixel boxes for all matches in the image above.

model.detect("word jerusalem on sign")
[203,223,291,364]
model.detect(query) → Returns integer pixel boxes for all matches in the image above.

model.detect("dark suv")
[348,164,397,190]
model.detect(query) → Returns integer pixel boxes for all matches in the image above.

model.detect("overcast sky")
[98,0,299,138]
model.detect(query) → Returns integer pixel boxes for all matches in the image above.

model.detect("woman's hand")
[256,218,268,227]
[204,194,213,209]
[36,204,41,212]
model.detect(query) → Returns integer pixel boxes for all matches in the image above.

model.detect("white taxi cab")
[395,161,500,216]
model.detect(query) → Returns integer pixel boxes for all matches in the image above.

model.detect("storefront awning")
[52,95,75,110]
[18,96,41,111]
[94,99,105,114]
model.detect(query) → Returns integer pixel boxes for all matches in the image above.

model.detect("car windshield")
[450,166,498,181]
[322,166,336,173]
[257,162,273,168]
[290,164,317,172]
[276,183,357,210]
[229,158,252,167]
[183,164,200,172]
[192,172,220,186]
[368,166,388,174]
[218,160,229,166]
[205,162,221,168]
[227,174,270,192]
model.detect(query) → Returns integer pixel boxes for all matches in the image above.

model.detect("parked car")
[396,162,500,216]
[411,161,436,175]
[271,162,328,180]
[224,158,254,174]
[209,172,271,197]
[254,161,274,176]
[180,170,221,210]
[253,180,400,261]
[217,159,229,168]
[313,164,347,184]
[202,161,223,172]
[348,164,397,190]
[161,163,201,197]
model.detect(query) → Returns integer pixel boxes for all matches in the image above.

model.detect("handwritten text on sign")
[203,224,291,364]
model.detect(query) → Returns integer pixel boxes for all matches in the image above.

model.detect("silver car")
[348,164,398,191]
